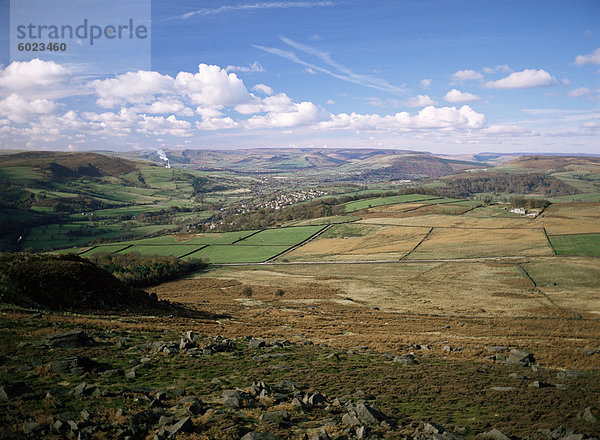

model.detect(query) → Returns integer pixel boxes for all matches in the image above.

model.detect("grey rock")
[481,428,510,440]
[528,380,553,388]
[72,382,96,397]
[506,349,535,366]
[45,331,93,349]
[0,382,34,401]
[557,370,585,380]
[311,428,331,440]
[103,369,125,378]
[22,421,43,435]
[342,413,361,426]
[355,403,384,426]
[578,406,598,424]
[278,380,297,393]
[167,416,193,436]
[291,397,307,412]
[356,426,368,439]
[159,415,174,426]
[249,338,266,348]
[485,346,507,353]
[393,354,418,365]
[240,432,276,440]
[259,410,289,423]
[48,356,94,374]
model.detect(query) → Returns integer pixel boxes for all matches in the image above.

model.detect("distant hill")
[0,152,137,180]
[504,155,600,172]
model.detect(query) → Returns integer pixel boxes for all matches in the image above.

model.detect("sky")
[0,0,599,155]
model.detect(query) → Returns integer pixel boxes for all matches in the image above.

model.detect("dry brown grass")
[540,202,600,234]
[283,225,430,261]
[405,227,554,259]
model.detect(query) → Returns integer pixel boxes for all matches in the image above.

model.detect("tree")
[242,286,253,298]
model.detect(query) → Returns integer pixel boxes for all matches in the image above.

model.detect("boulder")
[355,403,384,426]
[506,349,535,366]
[578,406,598,424]
[240,432,276,440]
[167,416,193,436]
[393,354,418,365]
[259,410,289,423]
[45,331,93,348]
[48,356,95,374]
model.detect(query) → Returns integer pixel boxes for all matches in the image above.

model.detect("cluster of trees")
[445,173,578,197]
[87,252,206,287]
[510,197,549,210]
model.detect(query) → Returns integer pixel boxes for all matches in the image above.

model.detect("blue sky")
[0,0,599,154]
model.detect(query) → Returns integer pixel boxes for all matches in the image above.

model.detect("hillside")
[0,152,137,180]
[505,155,600,173]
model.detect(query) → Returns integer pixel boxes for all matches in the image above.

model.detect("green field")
[132,231,259,245]
[79,244,132,256]
[343,194,441,212]
[190,244,291,263]
[236,225,325,245]
[116,244,206,258]
[549,233,600,256]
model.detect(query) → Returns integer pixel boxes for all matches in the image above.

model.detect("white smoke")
[157,149,168,162]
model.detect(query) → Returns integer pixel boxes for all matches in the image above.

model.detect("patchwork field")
[548,233,600,256]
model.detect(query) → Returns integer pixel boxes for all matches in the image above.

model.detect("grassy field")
[548,233,600,256]
[116,244,206,258]
[132,230,259,245]
[190,244,291,263]
[343,194,441,212]
[237,225,326,245]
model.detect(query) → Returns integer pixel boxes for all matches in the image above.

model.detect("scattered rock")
[48,356,95,374]
[557,370,585,380]
[355,403,385,426]
[259,410,289,423]
[240,432,276,440]
[528,381,553,389]
[311,427,331,440]
[22,421,44,435]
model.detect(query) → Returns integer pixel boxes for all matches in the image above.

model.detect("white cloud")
[252,84,274,95]
[244,101,324,128]
[196,117,239,130]
[420,78,432,89]
[132,99,194,116]
[575,47,600,65]
[484,69,557,89]
[481,124,538,136]
[225,61,265,73]
[175,64,251,106]
[326,99,335,105]
[482,64,511,74]
[444,89,481,103]
[235,92,296,115]
[180,1,334,19]
[320,105,485,132]
[0,59,71,91]
[450,70,484,84]
[92,64,252,108]
[138,115,192,137]
[91,71,175,107]
[567,87,594,98]
[0,94,58,123]
[403,95,438,107]
[255,37,405,94]
[196,106,224,118]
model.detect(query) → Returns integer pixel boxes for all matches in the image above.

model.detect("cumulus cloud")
[444,89,481,103]
[92,64,252,108]
[0,59,71,91]
[131,99,194,116]
[244,101,324,129]
[196,117,239,130]
[420,78,432,89]
[480,124,538,136]
[252,84,274,95]
[319,105,485,132]
[138,115,192,137]
[568,87,594,98]
[450,70,483,84]
[403,95,438,107]
[575,47,600,65]
[175,64,251,106]
[91,71,175,107]
[482,64,511,74]
[0,94,58,123]
[225,61,265,73]
[484,69,557,89]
